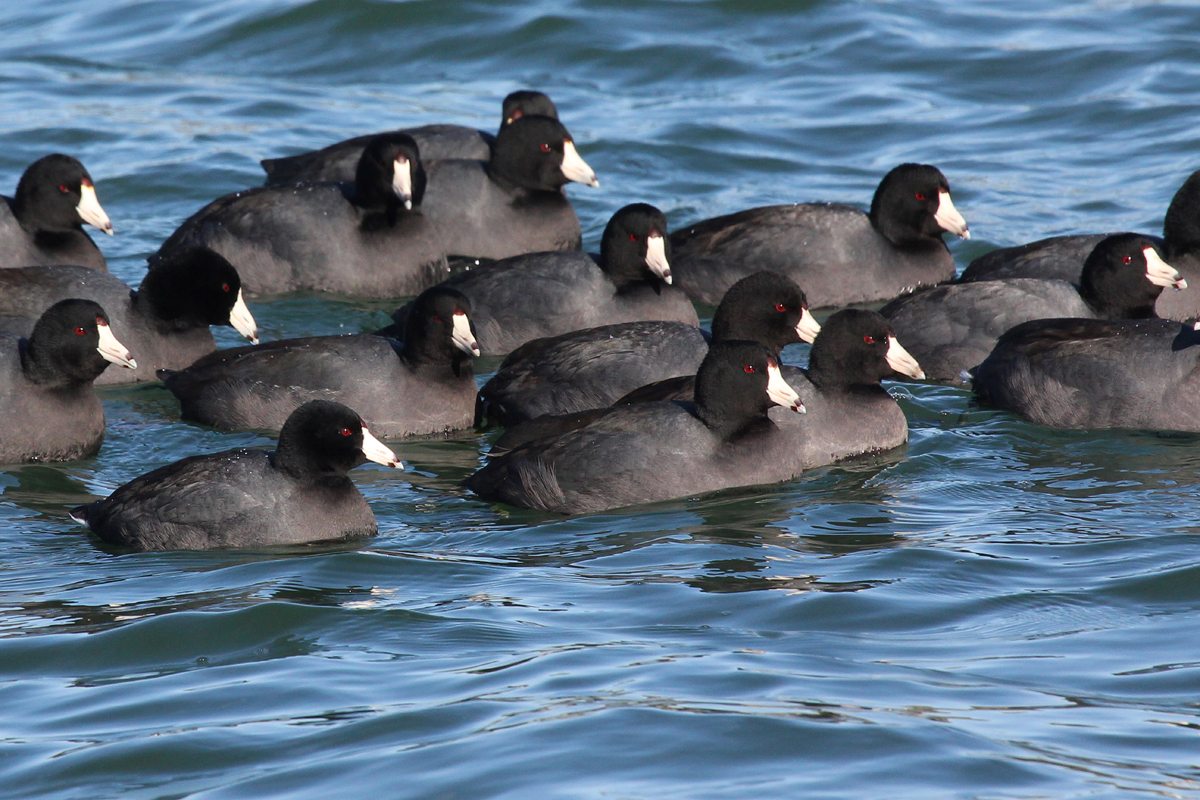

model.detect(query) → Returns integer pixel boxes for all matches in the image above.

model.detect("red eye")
[743,365,755,374]
[540,143,551,152]
[58,184,70,193]
[864,335,876,344]
[339,427,353,437]
[775,303,786,312]
[914,192,926,201]
[629,233,638,242]
[221,283,230,292]
[433,316,442,323]
[1123,255,1132,264]
[74,327,86,336]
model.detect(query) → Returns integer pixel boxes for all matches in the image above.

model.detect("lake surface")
[3,1,1200,797]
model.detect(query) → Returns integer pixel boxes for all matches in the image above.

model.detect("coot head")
[501,90,559,126]
[355,133,427,211]
[138,246,259,342]
[869,163,968,246]
[23,299,136,385]
[694,341,804,435]
[711,271,821,351]
[274,399,403,478]
[807,309,924,388]
[599,203,673,288]
[1078,233,1184,319]
[402,285,480,362]
[490,116,598,192]
[13,154,113,236]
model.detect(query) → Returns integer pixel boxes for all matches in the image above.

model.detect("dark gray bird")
[0,154,113,271]
[71,399,403,551]
[670,163,969,307]
[0,299,136,463]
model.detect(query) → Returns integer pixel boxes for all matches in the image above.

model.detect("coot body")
[157,134,447,298]
[670,163,969,307]
[72,399,403,551]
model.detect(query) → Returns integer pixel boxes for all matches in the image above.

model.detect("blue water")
[3,1,1200,797]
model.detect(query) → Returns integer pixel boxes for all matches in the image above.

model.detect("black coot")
[156,134,447,298]
[159,286,479,438]
[465,341,806,514]
[974,317,1200,431]
[417,115,598,260]
[0,154,113,271]
[71,399,403,551]
[379,204,695,356]
[670,163,969,307]
[0,299,136,463]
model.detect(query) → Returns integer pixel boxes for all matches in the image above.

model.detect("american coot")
[159,286,479,438]
[0,154,113,271]
[0,246,258,385]
[477,270,820,426]
[380,204,695,356]
[504,309,922,467]
[0,299,136,463]
[71,399,403,551]
[465,341,806,514]
[418,115,598,260]
[261,90,559,186]
[957,170,1200,322]
[670,163,969,307]
[974,317,1200,431]
[880,234,1185,382]
[156,134,447,298]
[769,309,922,470]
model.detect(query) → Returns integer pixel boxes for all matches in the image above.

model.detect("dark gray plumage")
[465,341,806,514]
[380,204,696,356]
[0,247,259,384]
[0,299,136,463]
[156,134,447,298]
[881,234,1185,382]
[478,270,817,427]
[958,170,1200,323]
[261,90,559,186]
[974,318,1200,431]
[159,286,478,438]
[0,154,113,271]
[670,163,969,307]
[71,399,403,551]
[416,115,597,260]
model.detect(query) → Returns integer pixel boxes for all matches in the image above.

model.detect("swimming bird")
[0,154,113,271]
[670,163,969,307]
[0,299,135,463]
[261,90,559,186]
[465,341,805,514]
[159,286,479,438]
[156,133,447,298]
[0,246,258,384]
[71,399,403,551]
[379,203,694,356]
[973,317,1200,432]
[416,114,598,260]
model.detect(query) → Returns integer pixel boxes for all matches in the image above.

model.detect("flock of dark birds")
[2,90,1198,551]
